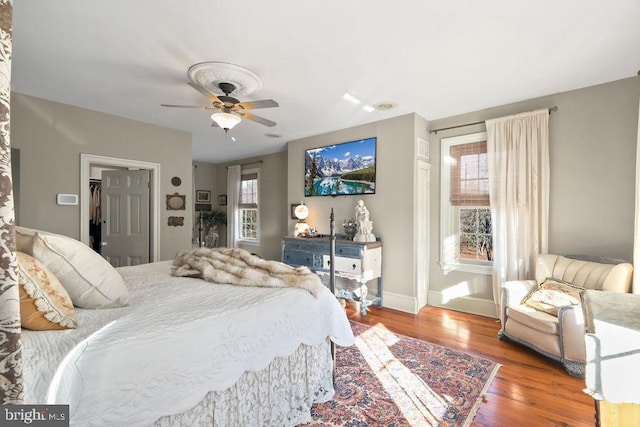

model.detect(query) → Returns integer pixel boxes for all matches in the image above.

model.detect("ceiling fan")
[161,81,279,132]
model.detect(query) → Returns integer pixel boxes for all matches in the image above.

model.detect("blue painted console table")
[281,236,382,315]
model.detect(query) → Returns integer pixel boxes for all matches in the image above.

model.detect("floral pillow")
[521,278,584,317]
[17,252,77,330]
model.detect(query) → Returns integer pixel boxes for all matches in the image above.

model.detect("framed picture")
[305,137,376,196]
[167,216,184,227]
[166,193,186,210]
[196,190,211,203]
[218,194,227,206]
[290,204,298,220]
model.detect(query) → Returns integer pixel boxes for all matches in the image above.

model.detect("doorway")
[80,154,160,263]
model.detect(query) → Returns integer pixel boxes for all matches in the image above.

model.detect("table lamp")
[293,202,310,237]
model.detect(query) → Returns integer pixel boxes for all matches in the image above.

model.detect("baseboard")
[382,291,419,314]
[379,290,499,318]
[427,290,498,318]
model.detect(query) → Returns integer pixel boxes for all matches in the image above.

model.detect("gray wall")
[12,77,638,316]
[428,77,640,316]
[11,93,193,261]
[211,113,429,312]
[211,151,289,260]
[287,113,422,311]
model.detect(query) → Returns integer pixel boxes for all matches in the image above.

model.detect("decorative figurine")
[354,200,376,242]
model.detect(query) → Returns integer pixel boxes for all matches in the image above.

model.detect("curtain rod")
[428,106,558,135]
[226,160,263,169]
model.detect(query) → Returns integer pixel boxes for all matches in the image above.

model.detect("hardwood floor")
[346,304,595,427]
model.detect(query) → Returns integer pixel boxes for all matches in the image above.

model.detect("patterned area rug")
[301,321,500,427]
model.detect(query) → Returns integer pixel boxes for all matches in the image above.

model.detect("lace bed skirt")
[152,340,333,426]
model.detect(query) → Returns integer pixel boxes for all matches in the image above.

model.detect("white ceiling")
[11,1,640,164]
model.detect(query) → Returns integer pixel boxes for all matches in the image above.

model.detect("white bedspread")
[20,261,354,426]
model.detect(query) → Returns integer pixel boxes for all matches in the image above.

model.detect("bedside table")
[282,236,382,315]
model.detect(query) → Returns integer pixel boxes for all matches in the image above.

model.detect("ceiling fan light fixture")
[211,112,241,132]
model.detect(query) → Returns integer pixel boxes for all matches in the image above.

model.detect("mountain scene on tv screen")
[304,138,376,196]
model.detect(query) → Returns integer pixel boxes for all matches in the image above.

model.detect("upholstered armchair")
[498,254,633,377]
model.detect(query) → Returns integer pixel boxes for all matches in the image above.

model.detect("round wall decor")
[166,193,186,210]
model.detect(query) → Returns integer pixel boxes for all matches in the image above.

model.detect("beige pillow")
[31,232,129,309]
[522,278,584,317]
[15,226,41,253]
[17,252,76,330]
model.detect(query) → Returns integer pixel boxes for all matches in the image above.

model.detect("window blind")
[450,141,489,206]
[239,173,258,208]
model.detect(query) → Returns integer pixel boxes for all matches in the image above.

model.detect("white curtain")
[633,97,640,293]
[486,109,550,317]
[227,165,241,248]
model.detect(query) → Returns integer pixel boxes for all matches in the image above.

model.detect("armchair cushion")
[521,278,584,316]
[506,304,558,335]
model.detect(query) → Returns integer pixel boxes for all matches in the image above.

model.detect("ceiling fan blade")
[161,104,210,109]
[188,82,222,103]
[235,99,279,110]
[238,112,277,127]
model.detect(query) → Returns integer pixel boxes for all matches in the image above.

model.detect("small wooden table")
[581,290,640,426]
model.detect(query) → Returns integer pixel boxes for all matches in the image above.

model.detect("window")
[238,170,259,242]
[440,132,492,274]
[459,207,492,262]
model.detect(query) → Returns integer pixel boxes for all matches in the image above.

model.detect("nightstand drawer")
[282,250,315,268]
[322,255,361,274]
[283,240,328,255]
[334,245,361,258]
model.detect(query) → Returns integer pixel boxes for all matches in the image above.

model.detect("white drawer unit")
[323,255,362,276]
[282,236,382,315]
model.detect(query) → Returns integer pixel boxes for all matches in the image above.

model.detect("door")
[101,169,150,266]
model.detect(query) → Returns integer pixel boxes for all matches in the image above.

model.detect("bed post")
[329,208,336,298]
[329,208,336,382]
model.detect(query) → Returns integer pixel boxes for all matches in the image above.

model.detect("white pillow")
[31,232,129,308]
[15,226,41,253]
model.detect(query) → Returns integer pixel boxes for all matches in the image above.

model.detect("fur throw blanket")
[171,247,325,298]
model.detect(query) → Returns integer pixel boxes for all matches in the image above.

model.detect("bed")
[19,231,354,426]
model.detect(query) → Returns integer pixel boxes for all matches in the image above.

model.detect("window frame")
[440,132,492,275]
[237,168,260,245]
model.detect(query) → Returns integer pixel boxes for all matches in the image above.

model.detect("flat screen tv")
[304,137,376,196]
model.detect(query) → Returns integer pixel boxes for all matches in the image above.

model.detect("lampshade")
[211,112,241,131]
[294,203,309,220]
[293,221,310,237]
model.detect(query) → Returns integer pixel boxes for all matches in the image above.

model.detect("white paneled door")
[101,169,150,266]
